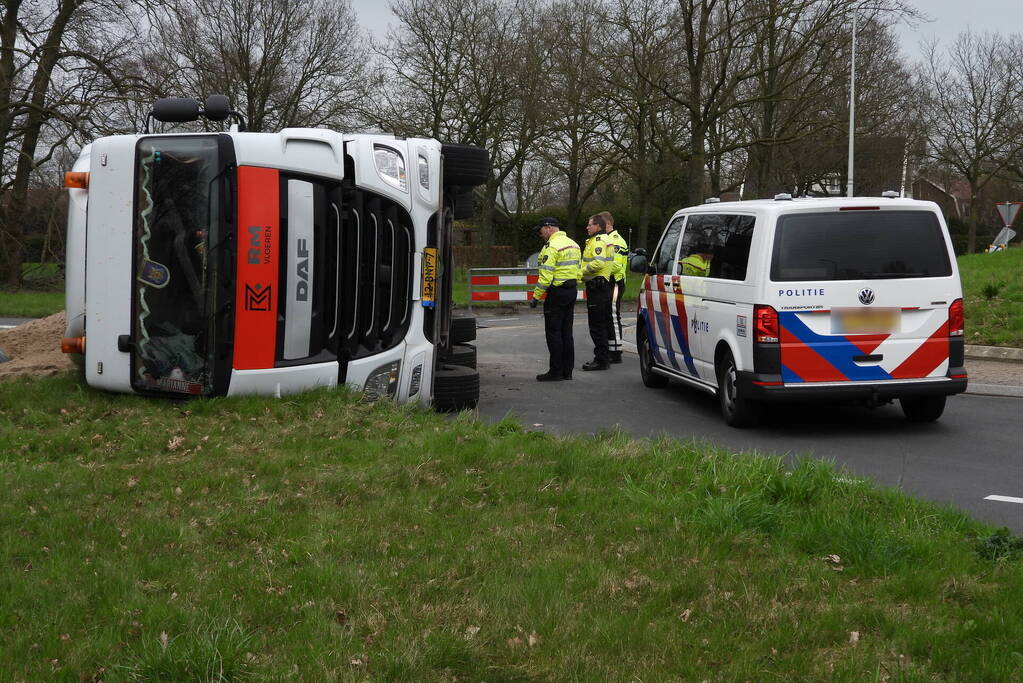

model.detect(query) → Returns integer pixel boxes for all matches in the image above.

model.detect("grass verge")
[3,373,1023,679]
[0,290,64,318]
[959,247,1023,348]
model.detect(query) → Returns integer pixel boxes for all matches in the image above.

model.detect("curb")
[964,345,1023,363]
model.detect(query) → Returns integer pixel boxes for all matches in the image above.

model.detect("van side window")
[652,216,685,274]
[679,214,755,280]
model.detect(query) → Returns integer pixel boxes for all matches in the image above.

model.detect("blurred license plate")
[832,308,899,334]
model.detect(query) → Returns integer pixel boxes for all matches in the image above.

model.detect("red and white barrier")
[468,268,587,311]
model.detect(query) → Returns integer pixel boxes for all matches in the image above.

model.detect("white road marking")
[0,324,17,330]
[984,495,1023,505]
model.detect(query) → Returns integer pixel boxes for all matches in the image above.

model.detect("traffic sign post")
[988,202,1022,252]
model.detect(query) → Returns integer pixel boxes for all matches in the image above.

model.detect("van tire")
[638,322,668,388]
[433,364,480,412]
[900,395,946,422]
[447,343,477,369]
[441,144,490,187]
[717,351,760,428]
[450,316,477,344]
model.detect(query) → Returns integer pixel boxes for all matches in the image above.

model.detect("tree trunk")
[967,186,979,254]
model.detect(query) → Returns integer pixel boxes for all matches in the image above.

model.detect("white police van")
[61,96,487,409]
[631,194,967,427]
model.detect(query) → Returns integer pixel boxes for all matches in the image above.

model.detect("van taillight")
[949,299,964,337]
[754,305,779,343]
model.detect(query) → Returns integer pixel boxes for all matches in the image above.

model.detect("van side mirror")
[629,252,649,274]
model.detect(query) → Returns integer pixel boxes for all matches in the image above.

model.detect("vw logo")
[858,288,875,305]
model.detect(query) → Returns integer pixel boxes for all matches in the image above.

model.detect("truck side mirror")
[152,97,202,123]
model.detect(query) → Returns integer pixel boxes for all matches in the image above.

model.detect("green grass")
[958,247,1023,348]
[0,263,65,317]
[4,373,1023,679]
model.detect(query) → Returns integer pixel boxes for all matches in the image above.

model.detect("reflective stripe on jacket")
[533,231,581,299]
[582,233,615,281]
[606,229,628,281]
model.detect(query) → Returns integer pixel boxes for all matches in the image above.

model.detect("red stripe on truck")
[233,166,280,370]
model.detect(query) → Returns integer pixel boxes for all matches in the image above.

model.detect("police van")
[61,96,487,409]
[630,194,967,427]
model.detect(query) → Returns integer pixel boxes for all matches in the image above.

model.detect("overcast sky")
[351,0,1023,64]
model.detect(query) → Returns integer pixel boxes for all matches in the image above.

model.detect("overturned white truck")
[62,96,486,409]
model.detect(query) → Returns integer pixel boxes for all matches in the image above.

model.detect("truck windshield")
[770,210,953,282]
[131,136,225,395]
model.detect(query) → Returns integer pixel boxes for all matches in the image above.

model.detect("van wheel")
[450,316,477,344]
[441,144,490,187]
[900,395,946,422]
[717,351,760,428]
[433,364,480,412]
[638,323,668,388]
[446,343,477,369]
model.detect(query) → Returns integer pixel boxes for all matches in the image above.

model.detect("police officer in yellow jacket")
[531,217,581,381]
[599,211,628,364]
[581,213,615,370]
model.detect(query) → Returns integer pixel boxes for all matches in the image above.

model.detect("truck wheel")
[441,144,490,187]
[433,364,479,412]
[717,350,760,428]
[638,323,668,388]
[446,343,477,369]
[451,188,476,220]
[450,316,477,344]
[900,395,946,422]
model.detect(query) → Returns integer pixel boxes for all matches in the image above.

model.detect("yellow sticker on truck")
[421,248,437,308]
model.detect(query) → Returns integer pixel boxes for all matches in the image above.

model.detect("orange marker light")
[61,336,86,354]
[64,172,89,189]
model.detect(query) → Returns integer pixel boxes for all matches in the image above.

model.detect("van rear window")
[771,211,952,281]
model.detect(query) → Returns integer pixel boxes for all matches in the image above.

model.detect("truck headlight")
[409,363,423,396]
[364,361,400,400]
[374,145,407,192]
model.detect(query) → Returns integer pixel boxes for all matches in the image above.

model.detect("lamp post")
[846,6,857,198]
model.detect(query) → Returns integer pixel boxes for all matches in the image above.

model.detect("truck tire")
[446,343,477,369]
[433,364,480,412]
[451,187,476,220]
[442,144,490,187]
[450,316,477,344]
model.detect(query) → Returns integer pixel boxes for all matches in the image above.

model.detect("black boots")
[581,360,609,371]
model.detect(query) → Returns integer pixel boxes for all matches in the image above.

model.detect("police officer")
[531,217,581,381]
[599,210,628,364]
[680,243,714,276]
[581,214,615,370]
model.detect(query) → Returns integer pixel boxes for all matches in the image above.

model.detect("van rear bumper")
[737,371,968,403]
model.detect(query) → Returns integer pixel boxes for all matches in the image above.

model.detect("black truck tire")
[441,144,490,187]
[433,364,480,412]
[451,187,476,220]
[446,343,477,369]
[450,316,477,344]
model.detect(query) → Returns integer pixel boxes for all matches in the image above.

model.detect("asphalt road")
[474,311,1023,533]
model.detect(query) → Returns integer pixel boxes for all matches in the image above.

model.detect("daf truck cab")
[62,96,488,409]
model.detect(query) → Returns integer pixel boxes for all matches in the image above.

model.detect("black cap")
[535,216,561,230]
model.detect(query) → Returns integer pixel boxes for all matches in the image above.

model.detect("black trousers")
[585,277,612,365]
[608,277,624,355]
[543,281,577,377]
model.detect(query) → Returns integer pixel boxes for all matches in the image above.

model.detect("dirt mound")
[0,312,76,381]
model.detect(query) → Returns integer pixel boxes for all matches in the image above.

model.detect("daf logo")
[858,288,875,305]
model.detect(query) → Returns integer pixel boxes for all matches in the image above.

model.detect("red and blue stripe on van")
[778,310,949,383]
[641,275,699,377]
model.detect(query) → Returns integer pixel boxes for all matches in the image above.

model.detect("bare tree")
[1,0,141,286]
[144,0,371,132]
[921,32,1023,253]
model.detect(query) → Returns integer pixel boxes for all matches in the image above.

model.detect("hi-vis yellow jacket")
[606,229,628,281]
[582,233,615,281]
[532,230,581,300]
